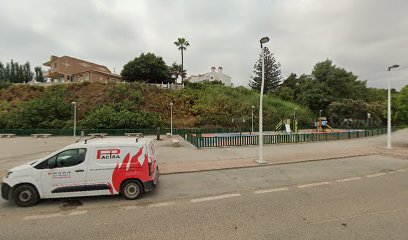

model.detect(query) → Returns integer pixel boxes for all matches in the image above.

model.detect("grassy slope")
[0,82,314,129]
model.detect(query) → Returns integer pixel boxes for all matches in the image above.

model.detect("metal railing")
[183,128,387,149]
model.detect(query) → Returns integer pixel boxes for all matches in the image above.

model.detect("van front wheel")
[121,180,143,200]
[13,184,39,207]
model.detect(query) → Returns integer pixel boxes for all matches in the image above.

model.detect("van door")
[37,148,88,198]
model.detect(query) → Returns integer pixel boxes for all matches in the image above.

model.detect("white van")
[1,137,159,207]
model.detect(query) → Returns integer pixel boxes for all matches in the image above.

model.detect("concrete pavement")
[1,128,407,176]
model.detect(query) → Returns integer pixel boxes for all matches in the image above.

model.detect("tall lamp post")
[319,109,322,118]
[257,36,270,164]
[251,105,255,134]
[71,102,77,137]
[170,102,174,136]
[387,64,399,149]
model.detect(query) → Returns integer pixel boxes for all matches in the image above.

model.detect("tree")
[311,59,367,101]
[395,85,408,124]
[249,47,282,93]
[34,67,44,82]
[0,60,33,83]
[168,62,186,82]
[121,53,170,83]
[174,37,190,83]
[327,99,383,127]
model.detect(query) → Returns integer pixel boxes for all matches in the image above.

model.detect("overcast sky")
[0,0,407,89]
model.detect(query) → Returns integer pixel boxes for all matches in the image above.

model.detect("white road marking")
[191,193,242,203]
[68,210,88,216]
[365,173,386,178]
[336,177,362,183]
[297,182,330,189]
[23,210,88,221]
[23,213,63,221]
[147,202,175,208]
[254,187,289,194]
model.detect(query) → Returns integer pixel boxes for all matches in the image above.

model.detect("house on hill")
[43,55,122,83]
[186,67,232,86]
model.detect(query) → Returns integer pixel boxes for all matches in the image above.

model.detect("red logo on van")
[97,149,121,160]
[109,147,148,194]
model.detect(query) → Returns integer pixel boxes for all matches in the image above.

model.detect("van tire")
[13,184,39,207]
[121,180,143,200]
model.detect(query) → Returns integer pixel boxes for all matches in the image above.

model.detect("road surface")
[1,154,407,239]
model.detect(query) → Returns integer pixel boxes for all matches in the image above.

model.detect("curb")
[160,152,379,175]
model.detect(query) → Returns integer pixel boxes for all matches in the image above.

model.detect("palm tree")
[174,37,190,83]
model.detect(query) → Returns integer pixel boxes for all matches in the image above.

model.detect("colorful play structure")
[315,117,334,132]
[275,116,335,134]
[275,119,298,133]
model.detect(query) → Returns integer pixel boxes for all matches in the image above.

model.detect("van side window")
[55,149,87,168]
[35,155,56,169]
[35,149,87,169]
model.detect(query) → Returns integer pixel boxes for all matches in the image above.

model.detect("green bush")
[80,105,162,129]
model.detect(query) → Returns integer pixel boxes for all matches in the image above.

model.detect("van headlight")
[5,171,13,178]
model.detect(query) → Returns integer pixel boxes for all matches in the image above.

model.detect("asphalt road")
[1,154,408,239]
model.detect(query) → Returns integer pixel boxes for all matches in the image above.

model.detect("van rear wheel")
[121,180,143,200]
[13,184,39,207]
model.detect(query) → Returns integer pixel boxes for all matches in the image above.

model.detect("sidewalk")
[0,129,407,177]
[157,129,408,174]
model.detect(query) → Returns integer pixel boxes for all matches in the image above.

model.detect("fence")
[0,127,388,140]
[183,128,387,149]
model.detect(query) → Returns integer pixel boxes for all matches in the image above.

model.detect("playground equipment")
[315,117,334,132]
[275,119,298,133]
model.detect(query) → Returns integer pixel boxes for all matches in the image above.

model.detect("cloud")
[0,0,406,89]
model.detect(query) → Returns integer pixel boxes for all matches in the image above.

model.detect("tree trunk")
[181,49,184,84]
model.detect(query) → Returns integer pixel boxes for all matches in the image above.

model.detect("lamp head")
[170,102,173,106]
[260,36,269,48]
[71,102,76,105]
[388,64,399,71]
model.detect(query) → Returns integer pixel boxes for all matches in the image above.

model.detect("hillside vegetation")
[0,82,313,130]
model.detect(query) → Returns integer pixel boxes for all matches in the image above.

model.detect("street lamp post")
[387,64,399,149]
[71,102,77,137]
[257,36,269,164]
[170,102,174,136]
[251,105,255,134]
[293,107,298,119]
[319,110,322,118]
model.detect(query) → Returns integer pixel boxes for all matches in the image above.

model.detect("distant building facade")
[43,55,121,83]
[187,67,232,86]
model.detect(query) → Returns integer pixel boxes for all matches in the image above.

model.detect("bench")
[172,139,180,147]
[0,134,16,138]
[124,133,143,137]
[31,134,52,138]
[88,133,108,138]
[166,133,172,138]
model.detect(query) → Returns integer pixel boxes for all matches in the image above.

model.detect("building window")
[54,63,57,69]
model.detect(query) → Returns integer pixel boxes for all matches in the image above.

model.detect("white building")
[187,67,232,86]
